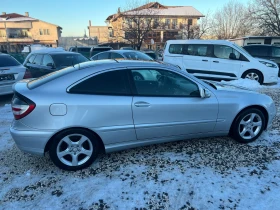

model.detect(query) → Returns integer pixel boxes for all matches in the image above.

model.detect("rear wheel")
[49,129,99,171]
[242,70,263,84]
[231,108,265,143]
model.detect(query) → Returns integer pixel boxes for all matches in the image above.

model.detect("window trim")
[67,68,133,96]
[127,68,201,98]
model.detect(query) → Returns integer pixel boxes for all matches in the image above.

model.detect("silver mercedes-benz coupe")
[10,60,276,170]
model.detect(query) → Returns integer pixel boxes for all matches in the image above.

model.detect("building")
[88,2,204,49]
[0,12,62,52]
[229,36,280,46]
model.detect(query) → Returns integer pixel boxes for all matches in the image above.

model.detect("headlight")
[259,61,277,68]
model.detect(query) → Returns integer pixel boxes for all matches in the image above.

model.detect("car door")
[182,44,213,77]
[68,69,136,144]
[24,54,36,77]
[29,54,43,78]
[210,45,241,79]
[129,68,219,140]
[40,54,56,76]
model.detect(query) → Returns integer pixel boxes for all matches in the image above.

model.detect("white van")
[163,40,279,84]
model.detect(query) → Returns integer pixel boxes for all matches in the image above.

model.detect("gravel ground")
[0,89,280,210]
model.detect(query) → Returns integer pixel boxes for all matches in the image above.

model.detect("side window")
[27,55,36,64]
[91,55,97,61]
[32,54,43,65]
[131,69,200,97]
[69,70,130,95]
[42,55,54,67]
[272,47,280,57]
[168,44,187,54]
[213,45,241,60]
[97,52,110,60]
[111,53,124,59]
[187,44,212,57]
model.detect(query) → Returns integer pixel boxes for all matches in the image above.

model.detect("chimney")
[89,20,91,26]
[2,12,6,15]
[25,12,29,17]
[118,7,121,14]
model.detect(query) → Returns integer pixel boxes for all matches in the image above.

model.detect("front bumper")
[10,121,54,156]
[263,68,279,84]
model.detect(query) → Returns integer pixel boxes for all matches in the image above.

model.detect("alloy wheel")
[238,113,262,140]
[245,72,259,81]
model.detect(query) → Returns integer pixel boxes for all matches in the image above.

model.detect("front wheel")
[241,70,264,85]
[49,129,99,171]
[231,108,265,143]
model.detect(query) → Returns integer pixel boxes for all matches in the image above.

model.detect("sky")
[1,0,250,37]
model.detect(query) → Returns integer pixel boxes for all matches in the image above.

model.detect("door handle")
[213,61,219,63]
[134,101,150,107]
[202,59,208,62]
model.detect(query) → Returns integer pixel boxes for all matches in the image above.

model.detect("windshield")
[51,54,89,68]
[123,51,154,61]
[233,43,252,57]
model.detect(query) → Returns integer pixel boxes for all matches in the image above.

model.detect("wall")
[89,26,109,43]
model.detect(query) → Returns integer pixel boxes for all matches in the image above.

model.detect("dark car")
[90,50,154,61]
[90,46,112,57]
[23,49,89,78]
[243,44,280,76]
[141,50,158,61]
[69,46,91,53]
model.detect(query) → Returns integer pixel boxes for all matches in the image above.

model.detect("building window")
[172,19,177,29]
[188,19,193,26]
[39,29,50,35]
[165,19,170,28]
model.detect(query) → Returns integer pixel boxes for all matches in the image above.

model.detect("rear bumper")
[10,121,54,156]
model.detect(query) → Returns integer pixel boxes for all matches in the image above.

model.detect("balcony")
[8,35,33,42]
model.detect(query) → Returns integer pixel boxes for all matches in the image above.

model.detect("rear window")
[28,66,77,89]
[0,55,21,67]
[168,44,188,54]
[123,52,153,61]
[51,54,89,68]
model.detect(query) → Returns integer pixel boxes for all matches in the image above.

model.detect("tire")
[231,108,265,143]
[241,70,264,85]
[132,72,144,81]
[49,128,99,171]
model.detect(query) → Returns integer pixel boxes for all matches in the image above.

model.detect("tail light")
[11,95,36,120]
[23,69,32,79]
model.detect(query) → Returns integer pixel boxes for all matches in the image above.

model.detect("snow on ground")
[221,78,280,90]
[0,89,280,209]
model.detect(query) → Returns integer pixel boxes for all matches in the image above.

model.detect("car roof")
[166,39,233,45]
[243,44,277,47]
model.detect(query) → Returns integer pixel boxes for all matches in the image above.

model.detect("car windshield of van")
[51,54,89,68]
[123,51,154,61]
[233,43,252,57]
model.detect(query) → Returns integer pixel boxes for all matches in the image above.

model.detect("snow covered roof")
[0,13,36,22]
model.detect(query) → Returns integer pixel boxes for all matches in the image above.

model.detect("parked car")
[243,44,280,77]
[0,54,27,95]
[23,49,89,78]
[69,46,91,53]
[10,60,276,170]
[91,50,159,80]
[163,40,279,84]
[90,46,112,57]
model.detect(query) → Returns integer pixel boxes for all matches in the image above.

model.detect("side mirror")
[199,87,211,98]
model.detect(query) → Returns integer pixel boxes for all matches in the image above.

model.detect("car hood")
[207,81,259,94]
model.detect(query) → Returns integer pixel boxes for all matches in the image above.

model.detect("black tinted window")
[97,52,110,59]
[272,47,280,57]
[187,44,212,56]
[70,70,130,95]
[169,44,187,54]
[244,46,269,57]
[33,54,43,65]
[51,54,88,68]
[0,55,21,67]
[145,52,157,59]
[131,69,200,97]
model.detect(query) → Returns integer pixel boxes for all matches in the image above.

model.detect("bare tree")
[211,0,252,39]
[118,0,161,50]
[248,0,280,36]
[180,11,213,39]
